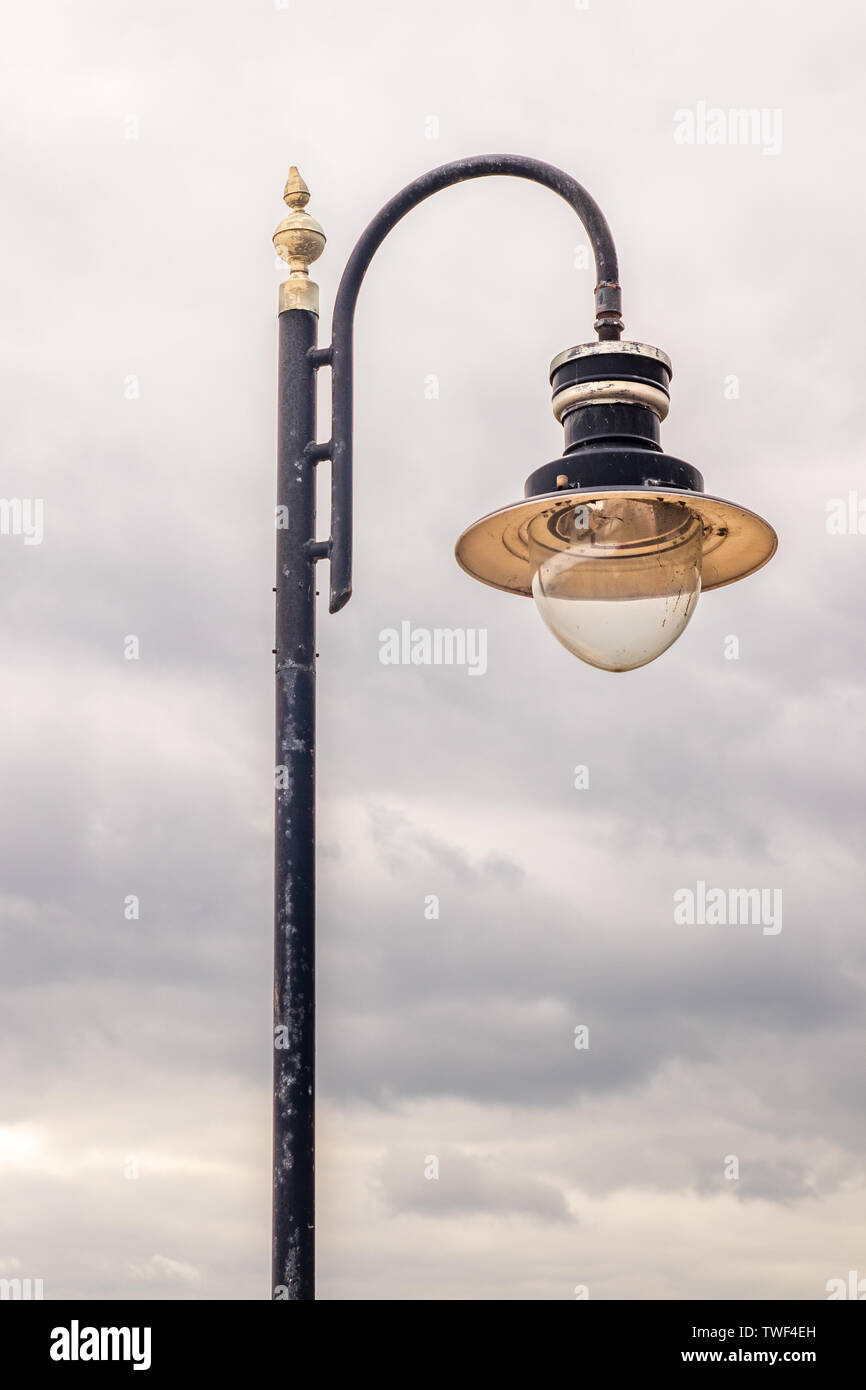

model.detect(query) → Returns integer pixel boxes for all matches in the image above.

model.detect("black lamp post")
[270,154,777,1300]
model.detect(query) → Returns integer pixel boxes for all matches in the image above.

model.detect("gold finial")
[273,166,325,315]
[283,166,310,210]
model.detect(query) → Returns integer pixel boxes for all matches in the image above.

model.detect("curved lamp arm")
[317,155,624,613]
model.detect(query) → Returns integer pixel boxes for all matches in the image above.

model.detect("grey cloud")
[380,1146,572,1223]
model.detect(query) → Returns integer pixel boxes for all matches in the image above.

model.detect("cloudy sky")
[1,0,864,1300]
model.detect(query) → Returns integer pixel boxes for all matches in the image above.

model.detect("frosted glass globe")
[530,497,703,671]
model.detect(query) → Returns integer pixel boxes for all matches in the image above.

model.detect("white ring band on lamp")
[551,378,671,423]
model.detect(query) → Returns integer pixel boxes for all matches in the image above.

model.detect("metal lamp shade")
[455,487,778,597]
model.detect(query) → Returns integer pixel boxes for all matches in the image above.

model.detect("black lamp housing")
[526,342,701,497]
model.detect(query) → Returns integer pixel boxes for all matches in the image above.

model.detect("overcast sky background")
[1,0,864,1300]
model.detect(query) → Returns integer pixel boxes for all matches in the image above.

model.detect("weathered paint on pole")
[273,305,318,1300]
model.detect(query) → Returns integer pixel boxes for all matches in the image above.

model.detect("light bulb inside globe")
[529,497,703,671]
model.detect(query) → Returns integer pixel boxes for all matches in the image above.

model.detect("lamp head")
[455,341,777,671]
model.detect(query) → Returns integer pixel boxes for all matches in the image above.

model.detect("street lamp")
[270,155,777,1299]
